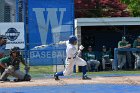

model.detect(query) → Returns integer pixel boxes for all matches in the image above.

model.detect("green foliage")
[121,0,140,16]
[75,0,131,17]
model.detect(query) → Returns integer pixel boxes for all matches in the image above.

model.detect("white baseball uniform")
[63,41,87,76]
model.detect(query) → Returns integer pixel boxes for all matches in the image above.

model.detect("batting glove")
[79,45,84,50]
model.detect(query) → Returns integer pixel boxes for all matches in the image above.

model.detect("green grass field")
[20,65,140,78]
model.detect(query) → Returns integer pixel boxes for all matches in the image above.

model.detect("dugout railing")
[114,48,140,70]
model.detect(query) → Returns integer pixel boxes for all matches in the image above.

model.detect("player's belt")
[68,57,76,59]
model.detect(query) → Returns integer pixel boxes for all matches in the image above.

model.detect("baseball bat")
[33,43,56,49]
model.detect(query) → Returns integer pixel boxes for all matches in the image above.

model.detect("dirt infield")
[0,76,140,88]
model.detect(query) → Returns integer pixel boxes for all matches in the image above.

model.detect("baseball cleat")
[82,75,91,80]
[14,79,23,82]
[54,73,60,80]
[0,78,10,82]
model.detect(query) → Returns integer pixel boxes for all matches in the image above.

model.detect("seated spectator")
[117,36,131,70]
[101,45,114,71]
[133,36,140,69]
[83,46,100,72]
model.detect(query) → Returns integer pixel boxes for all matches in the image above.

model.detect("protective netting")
[0,0,23,22]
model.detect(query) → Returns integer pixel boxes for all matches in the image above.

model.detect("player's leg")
[0,67,5,75]
[135,57,138,69]
[93,60,100,71]
[0,65,14,81]
[119,55,126,69]
[75,57,91,80]
[133,53,137,69]
[86,60,92,71]
[12,70,31,82]
[110,59,114,70]
[117,54,122,69]
[137,54,140,69]
[54,71,64,80]
[0,67,10,81]
[102,59,106,70]
[54,59,74,80]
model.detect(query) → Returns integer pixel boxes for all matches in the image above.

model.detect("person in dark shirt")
[84,46,100,72]
[101,46,114,70]
[0,47,31,82]
[117,36,131,69]
[133,36,140,69]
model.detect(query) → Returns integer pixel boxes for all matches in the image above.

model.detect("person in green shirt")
[117,36,131,69]
[133,36,140,69]
[0,47,31,82]
[101,45,114,70]
[83,46,100,72]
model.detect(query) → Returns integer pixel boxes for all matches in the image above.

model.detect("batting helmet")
[69,35,77,44]
[10,47,20,56]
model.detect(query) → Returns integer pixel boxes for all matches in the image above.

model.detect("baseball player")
[84,46,100,72]
[54,35,91,80]
[117,36,131,69]
[0,35,7,75]
[101,45,114,70]
[0,47,31,82]
[133,36,140,69]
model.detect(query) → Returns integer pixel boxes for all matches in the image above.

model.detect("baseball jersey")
[133,40,140,53]
[118,41,128,55]
[133,40,140,48]
[0,56,11,64]
[101,51,112,61]
[66,41,77,58]
[84,51,96,61]
[0,55,25,70]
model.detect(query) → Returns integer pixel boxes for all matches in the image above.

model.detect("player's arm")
[118,41,122,48]
[135,43,140,48]
[133,40,140,48]
[0,57,10,68]
[21,60,30,72]
[75,45,84,57]
[136,46,140,48]
[118,41,125,48]
[19,56,28,67]
[21,59,27,67]
[20,56,30,74]
[126,44,131,47]
[0,63,6,68]
[124,42,131,48]
[56,41,67,45]
[33,41,67,49]
[118,42,130,48]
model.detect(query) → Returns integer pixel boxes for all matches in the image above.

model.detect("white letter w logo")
[33,8,66,45]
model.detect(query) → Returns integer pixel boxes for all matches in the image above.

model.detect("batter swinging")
[54,35,91,80]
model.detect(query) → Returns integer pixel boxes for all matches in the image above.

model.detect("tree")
[121,0,140,17]
[75,0,131,18]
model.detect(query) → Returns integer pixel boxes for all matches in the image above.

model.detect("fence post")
[114,48,118,71]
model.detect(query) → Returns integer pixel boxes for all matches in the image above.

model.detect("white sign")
[0,22,25,49]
